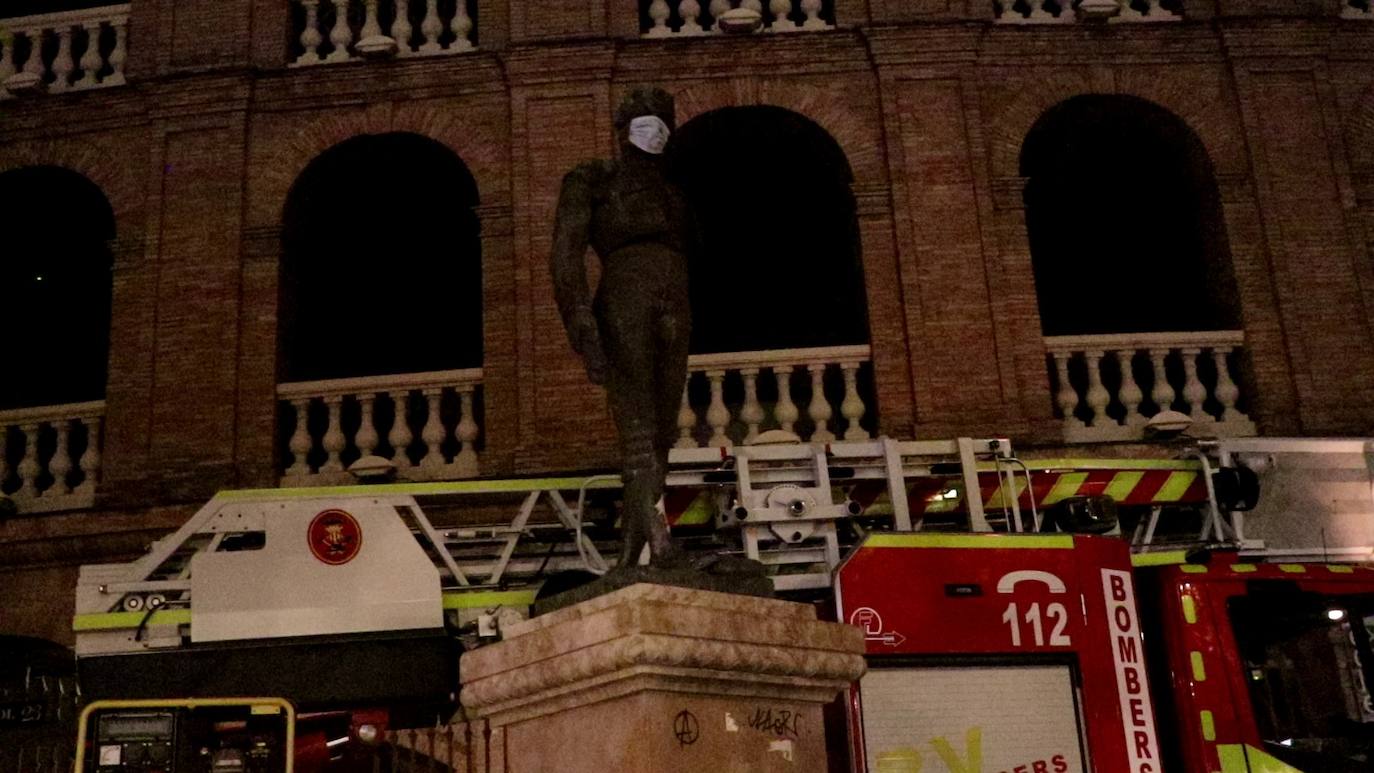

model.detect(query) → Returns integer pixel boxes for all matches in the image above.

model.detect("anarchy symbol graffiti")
[673,710,700,747]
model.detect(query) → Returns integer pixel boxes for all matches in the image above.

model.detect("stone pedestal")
[460,584,866,773]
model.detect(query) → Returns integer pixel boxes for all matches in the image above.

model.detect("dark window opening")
[665,106,868,355]
[279,132,482,382]
[1229,587,1374,771]
[1021,95,1240,337]
[0,166,114,410]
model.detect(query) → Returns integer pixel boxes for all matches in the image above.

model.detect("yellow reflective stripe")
[1327,564,1356,574]
[1279,564,1306,574]
[1201,710,1216,741]
[72,609,192,632]
[1133,550,1190,567]
[985,476,1028,510]
[443,590,537,609]
[1024,458,1201,472]
[865,534,1075,550]
[1042,473,1088,506]
[1155,471,1198,501]
[220,476,623,500]
[1181,564,1209,574]
[1104,471,1145,502]
[1182,595,1198,624]
[674,492,715,526]
[1218,744,1307,772]
[1191,651,1207,681]
[1231,563,1257,573]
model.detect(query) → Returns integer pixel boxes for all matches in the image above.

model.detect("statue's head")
[615,87,675,156]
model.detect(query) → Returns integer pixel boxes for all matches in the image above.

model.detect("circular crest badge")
[308,509,363,565]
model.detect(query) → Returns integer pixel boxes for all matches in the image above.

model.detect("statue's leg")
[597,290,660,571]
[642,301,691,563]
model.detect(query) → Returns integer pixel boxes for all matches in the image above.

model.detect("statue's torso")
[582,159,693,267]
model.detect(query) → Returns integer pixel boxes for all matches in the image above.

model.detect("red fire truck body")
[835,533,1161,773]
[1139,559,1374,773]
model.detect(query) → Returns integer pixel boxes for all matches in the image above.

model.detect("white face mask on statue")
[627,115,670,155]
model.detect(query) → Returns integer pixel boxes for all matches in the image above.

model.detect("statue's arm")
[550,163,608,383]
[551,165,598,334]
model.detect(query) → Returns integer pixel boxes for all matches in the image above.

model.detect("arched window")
[667,106,867,354]
[0,166,114,409]
[280,132,482,381]
[665,107,874,445]
[1021,95,1239,336]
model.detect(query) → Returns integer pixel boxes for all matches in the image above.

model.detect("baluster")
[800,0,825,29]
[393,0,413,54]
[646,0,673,36]
[49,25,74,92]
[1149,347,1176,415]
[105,19,126,85]
[840,361,869,440]
[742,0,763,14]
[709,0,730,30]
[450,0,474,51]
[773,365,799,434]
[1030,0,1056,21]
[1083,351,1110,427]
[1116,349,1144,427]
[768,0,791,29]
[13,28,46,91]
[78,415,101,496]
[807,363,835,443]
[420,388,446,469]
[419,0,442,53]
[298,0,325,64]
[1180,348,1206,419]
[357,0,396,55]
[75,22,102,88]
[15,423,39,499]
[326,0,354,63]
[705,370,731,447]
[320,396,346,473]
[675,382,697,449]
[45,421,72,496]
[739,368,764,443]
[355,394,379,458]
[0,35,16,97]
[286,398,313,476]
[1212,347,1243,423]
[679,0,704,34]
[455,387,480,477]
[1051,352,1083,428]
[388,392,415,468]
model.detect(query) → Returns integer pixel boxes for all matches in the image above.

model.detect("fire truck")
[64,436,1374,771]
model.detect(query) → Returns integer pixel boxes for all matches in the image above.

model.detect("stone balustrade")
[642,0,833,36]
[1045,331,1255,443]
[0,400,104,513]
[278,369,483,485]
[1346,1,1374,19]
[994,0,1180,23]
[0,5,129,99]
[291,0,476,66]
[677,344,872,448]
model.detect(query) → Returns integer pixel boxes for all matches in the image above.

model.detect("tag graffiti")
[874,728,1068,773]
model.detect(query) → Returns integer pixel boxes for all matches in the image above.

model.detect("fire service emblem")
[308,509,363,565]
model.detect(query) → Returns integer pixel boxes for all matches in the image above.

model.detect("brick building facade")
[4,0,1374,644]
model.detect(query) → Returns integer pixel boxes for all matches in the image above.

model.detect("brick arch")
[0,137,143,236]
[248,103,498,229]
[985,75,1244,182]
[663,78,886,187]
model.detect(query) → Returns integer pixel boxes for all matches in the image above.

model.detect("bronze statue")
[550,87,694,571]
